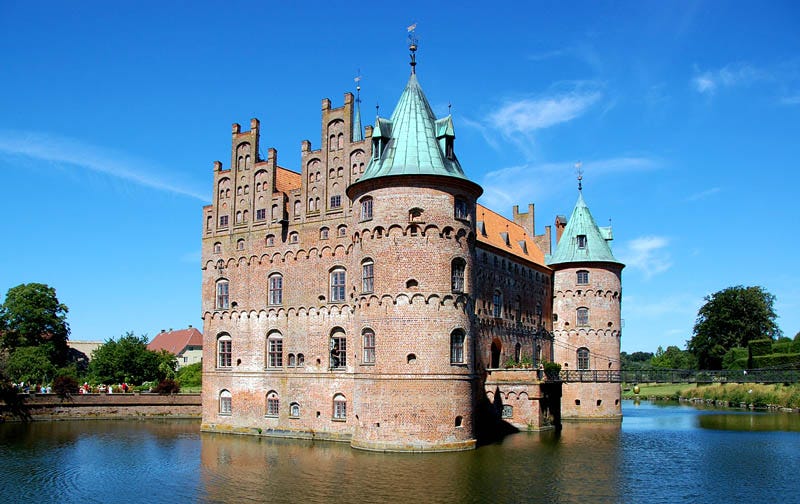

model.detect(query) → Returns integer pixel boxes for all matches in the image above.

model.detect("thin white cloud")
[691,62,767,95]
[618,236,672,279]
[478,157,658,211]
[488,91,602,134]
[686,187,721,201]
[0,131,208,201]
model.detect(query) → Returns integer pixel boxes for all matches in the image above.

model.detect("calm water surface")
[1,401,798,503]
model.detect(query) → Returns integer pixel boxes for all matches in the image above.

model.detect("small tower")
[547,170,624,420]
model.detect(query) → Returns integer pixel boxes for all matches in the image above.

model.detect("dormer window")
[445,137,454,160]
[577,235,587,249]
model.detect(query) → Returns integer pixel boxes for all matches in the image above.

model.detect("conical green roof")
[547,192,624,266]
[357,73,471,183]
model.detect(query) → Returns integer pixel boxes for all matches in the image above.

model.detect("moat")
[1,401,798,503]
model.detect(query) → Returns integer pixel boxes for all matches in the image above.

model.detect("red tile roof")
[147,327,203,356]
[476,204,547,266]
[276,166,302,193]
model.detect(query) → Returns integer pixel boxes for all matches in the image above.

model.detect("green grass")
[623,382,800,408]
[622,383,685,399]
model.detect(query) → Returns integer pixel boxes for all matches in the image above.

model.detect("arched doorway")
[491,339,502,368]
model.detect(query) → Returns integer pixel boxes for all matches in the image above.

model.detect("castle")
[200,48,624,451]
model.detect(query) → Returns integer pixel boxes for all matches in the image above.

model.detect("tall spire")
[407,23,418,74]
[352,72,363,142]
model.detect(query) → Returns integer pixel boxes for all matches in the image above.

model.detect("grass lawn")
[621,383,687,399]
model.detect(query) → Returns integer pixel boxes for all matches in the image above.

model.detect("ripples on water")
[1,402,798,503]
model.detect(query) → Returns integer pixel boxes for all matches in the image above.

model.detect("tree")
[688,285,782,369]
[6,346,57,385]
[620,351,654,370]
[651,345,696,369]
[0,283,70,365]
[88,332,166,385]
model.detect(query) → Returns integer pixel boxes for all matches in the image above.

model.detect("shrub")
[153,378,180,395]
[543,362,562,380]
[748,339,773,358]
[52,375,79,399]
[751,353,800,368]
[176,362,202,388]
[722,347,748,369]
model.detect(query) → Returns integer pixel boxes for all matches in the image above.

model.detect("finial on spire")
[375,102,380,117]
[353,71,364,142]
[407,23,418,73]
[575,161,584,192]
[354,71,362,102]
[448,102,452,114]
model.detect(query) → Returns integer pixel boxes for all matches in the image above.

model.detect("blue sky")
[1,1,798,352]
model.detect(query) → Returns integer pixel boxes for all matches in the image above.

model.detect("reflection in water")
[200,423,622,504]
[1,403,799,503]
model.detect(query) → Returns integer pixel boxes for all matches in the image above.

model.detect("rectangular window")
[220,396,232,414]
[450,332,464,364]
[454,199,468,220]
[360,198,373,221]
[268,338,283,367]
[218,340,232,368]
[451,261,465,292]
[330,336,347,369]
[256,209,266,221]
[216,281,229,310]
[330,270,346,302]
[577,270,589,285]
[362,263,374,293]
[219,215,229,227]
[363,331,375,364]
[268,275,283,305]
[333,399,347,419]
[577,234,587,249]
[330,195,342,209]
[492,291,502,318]
[577,307,589,326]
[266,397,279,416]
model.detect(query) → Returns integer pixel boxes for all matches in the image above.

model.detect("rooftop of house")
[547,192,623,267]
[476,204,547,267]
[147,327,203,356]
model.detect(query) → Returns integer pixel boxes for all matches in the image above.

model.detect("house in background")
[148,326,203,368]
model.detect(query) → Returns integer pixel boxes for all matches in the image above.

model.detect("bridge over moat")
[560,368,800,384]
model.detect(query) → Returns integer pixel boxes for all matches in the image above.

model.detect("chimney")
[555,215,567,244]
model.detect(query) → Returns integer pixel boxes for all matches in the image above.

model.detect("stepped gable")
[476,204,547,266]
[547,192,623,266]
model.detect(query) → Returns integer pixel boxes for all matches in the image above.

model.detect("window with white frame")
[362,260,374,293]
[320,227,329,240]
[268,273,283,305]
[267,333,283,368]
[333,393,347,420]
[266,391,279,417]
[330,195,342,209]
[577,270,589,285]
[362,328,375,364]
[330,329,346,369]
[289,402,300,418]
[219,390,232,415]
[217,334,232,368]
[360,197,373,221]
[450,329,465,364]
[330,268,346,302]
[216,279,229,310]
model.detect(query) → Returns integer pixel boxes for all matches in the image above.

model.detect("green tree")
[6,346,57,384]
[651,345,696,369]
[88,332,164,385]
[176,362,202,388]
[0,283,70,364]
[620,351,654,370]
[688,285,782,369]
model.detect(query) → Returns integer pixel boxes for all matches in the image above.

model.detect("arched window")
[320,227,329,239]
[268,273,283,305]
[213,242,222,254]
[297,353,305,366]
[266,391,279,417]
[362,328,375,364]
[361,259,374,293]
[288,353,296,367]
[577,347,590,370]
[219,390,232,415]
[215,280,229,310]
[515,343,521,363]
[217,334,232,368]
[360,196,373,221]
[577,270,589,285]
[330,267,346,302]
[294,200,301,216]
[577,307,589,326]
[330,329,346,369]
[236,239,245,251]
[265,234,275,247]
[289,402,300,417]
[289,231,299,244]
[451,258,465,293]
[267,332,283,368]
[333,393,346,420]
[492,290,503,318]
[450,329,465,364]
[337,224,347,237]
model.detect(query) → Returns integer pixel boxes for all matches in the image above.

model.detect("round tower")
[548,190,624,420]
[344,54,483,451]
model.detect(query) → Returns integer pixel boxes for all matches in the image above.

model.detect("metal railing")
[560,368,800,384]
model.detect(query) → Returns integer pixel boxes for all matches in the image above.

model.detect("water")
[1,401,798,503]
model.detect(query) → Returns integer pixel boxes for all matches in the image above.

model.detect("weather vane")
[575,161,584,192]
[407,23,418,73]
[354,70,362,102]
